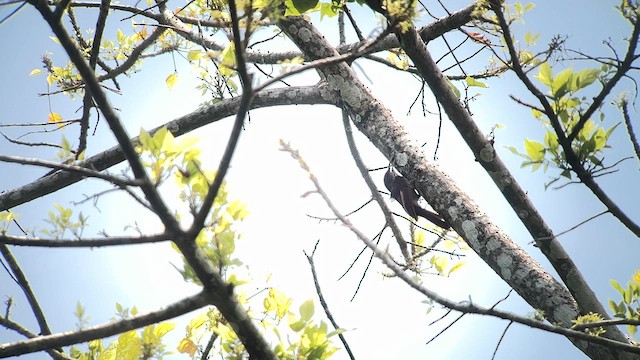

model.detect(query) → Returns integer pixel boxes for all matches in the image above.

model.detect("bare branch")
[279,140,640,357]
[188,0,254,236]
[342,110,411,261]
[395,8,634,358]
[0,85,332,212]
[620,97,640,168]
[0,233,170,247]
[304,242,356,360]
[0,292,209,357]
[0,245,53,338]
[0,154,141,187]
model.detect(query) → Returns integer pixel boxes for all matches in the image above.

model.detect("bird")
[383,167,450,229]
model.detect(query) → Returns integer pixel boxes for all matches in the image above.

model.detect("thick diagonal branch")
[0,85,331,212]
[396,23,633,359]
[276,14,626,360]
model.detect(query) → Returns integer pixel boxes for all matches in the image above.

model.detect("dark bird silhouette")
[384,167,450,229]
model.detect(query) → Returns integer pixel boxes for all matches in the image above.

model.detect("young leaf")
[551,67,573,98]
[536,62,553,87]
[187,49,202,61]
[166,72,179,89]
[48,112,63,126]
[524,139,545,161]
[465,76,488,88]
[300,299,315,321]
[573,68,600,90]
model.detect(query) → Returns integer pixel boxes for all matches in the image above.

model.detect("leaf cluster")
[609,270,640,336]
[42,204,88,239]
[507,63,620,188]
[70,321,176,360]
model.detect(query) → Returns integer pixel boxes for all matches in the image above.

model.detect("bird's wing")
[397,183,418,219]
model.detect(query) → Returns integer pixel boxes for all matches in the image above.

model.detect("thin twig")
[188,0,254,235]
[0,154,141,187]
[279,140,640,356]
[31,0,180,232]
[342,110,411,261]
[0,245,54,336]
[491,321,513,360]
[620,98,640,168]
[304,241,356,360]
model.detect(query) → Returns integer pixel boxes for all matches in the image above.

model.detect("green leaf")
[524,139,545,161]
[524,31,540,45]
[289,319,306,332]
[536,62,553,87]
[117,29,125,43]
[152,127,168,149]
[139,128,153,151]
[153,322,175,338]
[285,0,317,14]
[320,2,339,18]
[605,122,620,139]
[579,120,598,142]
[327,328,346,338]
[187,49,202,61]
[592,127,607,152]
[465,76,488,88]
[611,279,625,296]
[505,146,520,155]
[446,78,461,98]
[447,262,464,276]
[75,302,85,318]
[218,231,235,256]
[531,108,543,120]
[551,67,573,98]
[166,72,179,90]
[543,130,559,149]
[573,68,600,90]
[300,299,315,321]
[624,288,632,304]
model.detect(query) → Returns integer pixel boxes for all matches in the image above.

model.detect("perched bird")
[384,167,450,229]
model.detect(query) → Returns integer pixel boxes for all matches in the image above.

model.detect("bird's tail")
[415,207,451,230]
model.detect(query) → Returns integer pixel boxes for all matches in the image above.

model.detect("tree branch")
[0,292,209,358]
[489,1,640,238]
[29,0,181,233]
[397,16,634,359]
[280,140,640,357]
[0,245,53,337]
[0,154,141,187]
[304,242,356,360]
[0,233,170,247]
[341,110,411,262]
[567,15,640,142]
[0,85,332,212]
[277,13,632,360]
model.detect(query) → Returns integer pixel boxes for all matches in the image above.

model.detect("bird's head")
[383,166,397,192]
